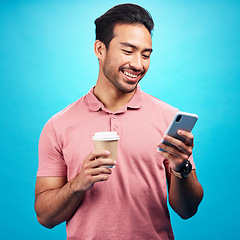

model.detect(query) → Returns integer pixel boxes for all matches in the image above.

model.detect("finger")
[82,173,110,189]
[158,142,189,160]
[79,164,113,189]
[88,150,111,161]
[90,157,117,168]
[86,166,113,176]
[91,174,110,183]
[178,130,194,146]
[162,135,184,151]
[97,157,117,167]
[162,135,192,155]
[158,149,186,171]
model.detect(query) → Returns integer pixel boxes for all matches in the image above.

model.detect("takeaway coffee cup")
[92,131,120,168]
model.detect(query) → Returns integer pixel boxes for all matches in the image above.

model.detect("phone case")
[159,111,198,151]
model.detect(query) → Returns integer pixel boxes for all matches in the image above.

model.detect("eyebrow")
[120,42,153,53]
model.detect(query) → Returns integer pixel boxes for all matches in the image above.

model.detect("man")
[35,4,203,240]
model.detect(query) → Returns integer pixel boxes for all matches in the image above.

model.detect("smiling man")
[94,23,152,112]
[35,4,203,240]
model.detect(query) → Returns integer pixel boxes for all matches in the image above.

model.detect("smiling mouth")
[123,71,138,78]
[121,69,144,81]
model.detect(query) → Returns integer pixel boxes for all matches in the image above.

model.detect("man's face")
[102,23,153,93]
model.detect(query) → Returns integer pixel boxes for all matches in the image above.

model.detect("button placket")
[110,114,119,132]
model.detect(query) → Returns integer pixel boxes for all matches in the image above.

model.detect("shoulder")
[52,96,85,121]
[41,94,87,136]
[140,89,178,115]
[137,89,179,130]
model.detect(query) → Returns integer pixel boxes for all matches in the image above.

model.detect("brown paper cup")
[92,132,120,168]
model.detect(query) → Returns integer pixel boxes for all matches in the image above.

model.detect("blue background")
[0,0,239,239]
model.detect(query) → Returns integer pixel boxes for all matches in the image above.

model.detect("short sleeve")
[37,118,67,177]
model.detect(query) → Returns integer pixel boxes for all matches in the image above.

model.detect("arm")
[157,130,203,219]
[35,150,117,228]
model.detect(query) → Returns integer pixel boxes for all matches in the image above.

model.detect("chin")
[118,84,138,93]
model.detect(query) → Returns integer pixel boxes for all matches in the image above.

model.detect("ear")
[94,40,106,60]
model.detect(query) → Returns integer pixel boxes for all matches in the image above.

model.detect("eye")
[142,54,150,60]
[122,49,133,55]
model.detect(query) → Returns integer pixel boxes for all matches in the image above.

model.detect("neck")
[94,79,136,113]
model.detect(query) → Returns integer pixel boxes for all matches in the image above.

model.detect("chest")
[60,108,169,180]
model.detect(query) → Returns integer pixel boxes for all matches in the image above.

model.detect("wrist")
[69,177,86,195]
[170,160,192,179]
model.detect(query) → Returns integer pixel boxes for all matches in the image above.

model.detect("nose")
[129,54,143,71]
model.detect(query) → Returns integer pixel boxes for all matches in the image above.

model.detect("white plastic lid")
[92,131,120,141]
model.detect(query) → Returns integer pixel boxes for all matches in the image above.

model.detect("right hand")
[70,150,117,193]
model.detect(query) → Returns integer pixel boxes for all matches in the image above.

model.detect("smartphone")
[159,111,198,151]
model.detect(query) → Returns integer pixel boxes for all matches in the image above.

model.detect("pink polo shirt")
[38,86,195,240]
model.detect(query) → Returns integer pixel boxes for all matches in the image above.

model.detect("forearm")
[168,170,203,219]
[35,180,84,228]
[35,151,116,228]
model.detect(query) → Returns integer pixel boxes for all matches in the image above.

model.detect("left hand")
[157,130,194,171]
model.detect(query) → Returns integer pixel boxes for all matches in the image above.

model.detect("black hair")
[94,3,154,49]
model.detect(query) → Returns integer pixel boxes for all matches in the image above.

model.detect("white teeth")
[123,71,137,78]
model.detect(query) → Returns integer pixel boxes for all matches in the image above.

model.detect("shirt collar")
[86,85,143,113]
